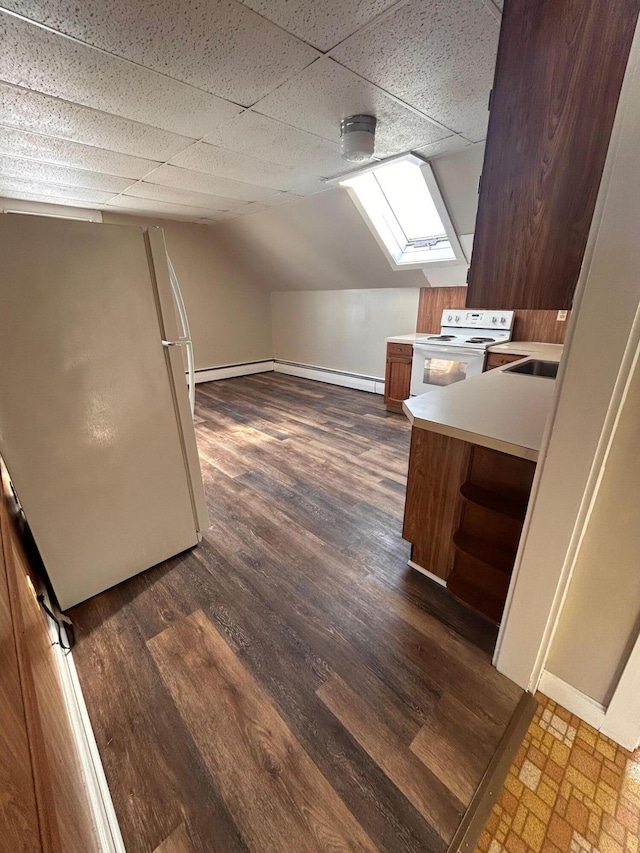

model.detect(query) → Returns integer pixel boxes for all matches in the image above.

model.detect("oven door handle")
[412,344,483,358]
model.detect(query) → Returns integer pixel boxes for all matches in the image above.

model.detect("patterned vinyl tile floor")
[475,693,640,853]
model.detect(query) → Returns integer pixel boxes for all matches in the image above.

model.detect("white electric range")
[410,309,515,397]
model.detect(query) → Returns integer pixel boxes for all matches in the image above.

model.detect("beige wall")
[210,187,427,292]
[209,144,483,376]
[546,356,640,704]
[271,288,420,378]
[102,212,273,371]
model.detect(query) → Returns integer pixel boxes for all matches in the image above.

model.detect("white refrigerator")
[0,214,209,609]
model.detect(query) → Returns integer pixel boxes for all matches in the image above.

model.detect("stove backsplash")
[416,287,571,344]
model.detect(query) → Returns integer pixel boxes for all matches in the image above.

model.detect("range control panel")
[440,309,515,330]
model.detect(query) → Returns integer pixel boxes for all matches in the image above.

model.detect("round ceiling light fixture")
[340,114,377,161]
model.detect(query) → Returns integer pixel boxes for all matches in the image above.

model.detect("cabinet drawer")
[484,352,524,370]
[387,342,413,357]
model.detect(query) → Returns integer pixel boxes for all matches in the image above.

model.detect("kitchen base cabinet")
[484,352,524,371]
[384,342,413,412]
[402,432,536,623]
[450,447,536,623]
[402,428,471,581]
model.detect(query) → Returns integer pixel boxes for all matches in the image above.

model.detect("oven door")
[410,344,485,396]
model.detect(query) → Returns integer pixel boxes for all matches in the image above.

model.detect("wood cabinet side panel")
[416,287,467,334]
[467,0,640,310]
[402,429,471,579]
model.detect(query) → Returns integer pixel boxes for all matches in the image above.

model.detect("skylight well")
[336,154,464,271]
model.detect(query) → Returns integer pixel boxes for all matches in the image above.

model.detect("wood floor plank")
[317,674,465,844]
[409,693,505,805]
[153,823,193,853]
[70,373,522,853]
[148,610,380,853]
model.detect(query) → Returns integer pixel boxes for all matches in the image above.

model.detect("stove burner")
[466,337,495,344]
[428,335,457,341]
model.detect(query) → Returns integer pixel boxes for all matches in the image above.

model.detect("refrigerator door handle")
[165,254,196,417]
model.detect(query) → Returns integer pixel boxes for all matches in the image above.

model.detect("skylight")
[336,154,464,271]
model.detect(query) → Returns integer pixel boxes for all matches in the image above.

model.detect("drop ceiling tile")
[0,83,195,161]
[203,111,347,176]
[330,0,499,142]
[253,57,449,159]
[0,190,108,210]
[0,156,134,192]
[146,164,278,202]
[122,181,249,212]
[0,127,159,179]
[262,192,303,206]
[415,135,473,159]
[169,142,311,191]
[4,0,319,106]
[0,13,243,138]
[0,175,116,203]
[240,0,399,52]
[105,196,219,220]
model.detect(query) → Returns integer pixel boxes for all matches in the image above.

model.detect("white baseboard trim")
[408,559,447,587]
[538,670,606,729]
[274,360,385,395]
[41,587,125,852]
[194,360,274,383]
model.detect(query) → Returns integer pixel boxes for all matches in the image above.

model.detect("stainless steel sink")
[504,359,559,378]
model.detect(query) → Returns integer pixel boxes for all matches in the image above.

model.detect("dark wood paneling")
[416,287,467,333]
[0,465,98,851]
[467,0,640,310]
[402,427,471,580]
[417,289,571,343]
[69,373,523,853]
[512,310,571,345]
[0,477,42,852]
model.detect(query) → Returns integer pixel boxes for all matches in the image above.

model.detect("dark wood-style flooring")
[69,373,522,853]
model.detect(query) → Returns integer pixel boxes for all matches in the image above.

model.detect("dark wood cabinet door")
[384,355,412,411]
[384,343,412,412]
[467,0,640,310]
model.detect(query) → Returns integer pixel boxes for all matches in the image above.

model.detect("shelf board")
[460,482,528,522]
[452,530,517,575]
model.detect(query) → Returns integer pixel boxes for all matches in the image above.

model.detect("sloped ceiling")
[0,0,502,224]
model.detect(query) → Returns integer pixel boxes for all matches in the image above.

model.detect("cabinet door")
[484,353,524,371]
[384,355,412,411]
[467,0,640,310]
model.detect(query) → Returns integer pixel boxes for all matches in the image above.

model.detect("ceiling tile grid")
[0,154,135,192]
[330,0,500,141]
[2,0,320,105]
[169,141,315,191]
[143,164,280,203]
[0,0,501,223]
[0,14,244,137]
[0,126,160,178]
[251,57,451,158]
[0,175,118,203]
[118,181,250,212]
[202,110,348,176]
[0,83,197,162]
[240,0,400,52]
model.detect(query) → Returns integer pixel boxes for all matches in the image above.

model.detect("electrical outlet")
[557,310,568,321]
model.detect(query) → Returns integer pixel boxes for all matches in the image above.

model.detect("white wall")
[272,288,420,378]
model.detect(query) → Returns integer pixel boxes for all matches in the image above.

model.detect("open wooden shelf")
[452,530,516,575]
[460,482,528,522]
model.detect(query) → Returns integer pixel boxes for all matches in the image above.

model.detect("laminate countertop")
[402,353,563,462]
